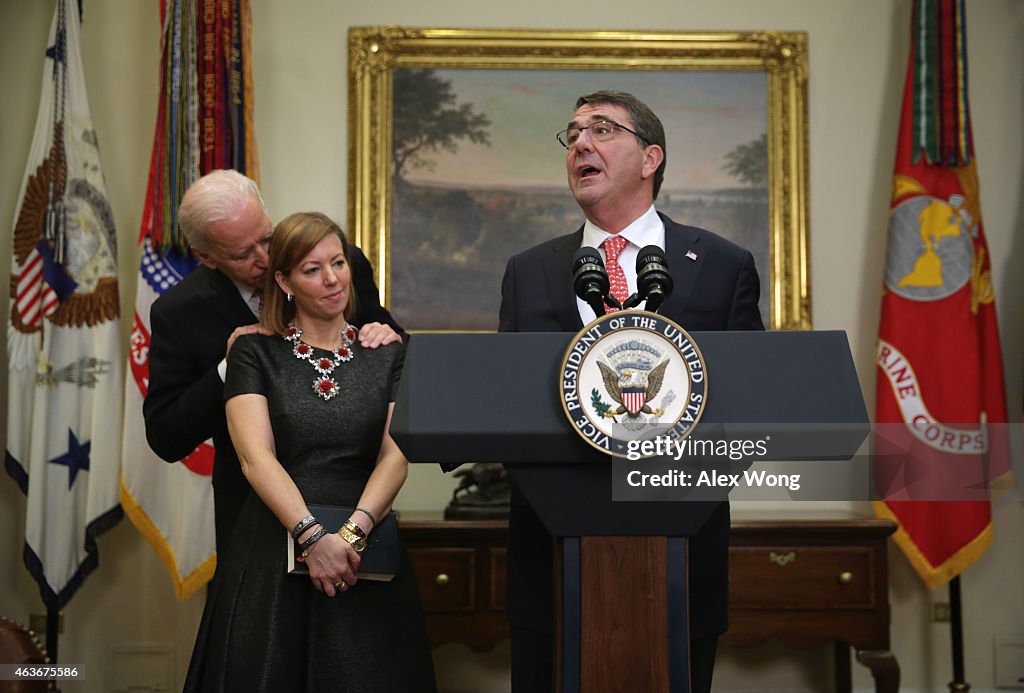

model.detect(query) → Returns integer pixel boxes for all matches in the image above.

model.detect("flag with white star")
[5,0,124,610]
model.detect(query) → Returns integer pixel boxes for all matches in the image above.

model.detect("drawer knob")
[435,573,450,586]
[838,571,854,585]
[769,551,796,567]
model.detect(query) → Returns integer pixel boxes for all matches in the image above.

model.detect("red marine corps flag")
[874,0,1009,590]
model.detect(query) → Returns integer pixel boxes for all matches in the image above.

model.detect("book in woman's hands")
[287,505,399,581]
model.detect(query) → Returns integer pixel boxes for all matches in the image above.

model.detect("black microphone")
[572,247,613,316]
[635,244,673,313]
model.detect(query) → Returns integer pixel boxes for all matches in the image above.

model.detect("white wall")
[1,1,1022,691]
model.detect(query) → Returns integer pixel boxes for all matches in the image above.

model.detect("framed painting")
[348,27,810,331]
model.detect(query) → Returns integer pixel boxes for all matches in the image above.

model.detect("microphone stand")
[620,292,667,313]
[584,295,607,318]
[620,293,642,310]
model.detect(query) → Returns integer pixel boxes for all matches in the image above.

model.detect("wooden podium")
[392,330,869,692]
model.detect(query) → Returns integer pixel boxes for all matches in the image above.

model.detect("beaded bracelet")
[291,514,318,540]
[354,507,377,530]
[299,527,328,557]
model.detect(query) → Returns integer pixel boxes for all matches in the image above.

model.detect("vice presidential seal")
[559,310,707,457]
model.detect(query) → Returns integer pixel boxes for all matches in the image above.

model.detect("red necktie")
[602,235,629,312]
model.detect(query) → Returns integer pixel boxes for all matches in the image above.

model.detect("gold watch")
[337,521,367,553]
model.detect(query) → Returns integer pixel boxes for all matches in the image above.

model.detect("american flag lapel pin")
[685,250,698,261]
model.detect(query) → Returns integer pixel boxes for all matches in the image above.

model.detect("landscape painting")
[348,28,810,331]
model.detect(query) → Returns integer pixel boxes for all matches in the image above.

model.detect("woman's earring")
[287,293,293,302]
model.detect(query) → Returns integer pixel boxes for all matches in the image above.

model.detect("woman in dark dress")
[184,212,436,692]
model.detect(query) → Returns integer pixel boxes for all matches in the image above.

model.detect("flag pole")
[948,576,969,692]
[46,609,59,663]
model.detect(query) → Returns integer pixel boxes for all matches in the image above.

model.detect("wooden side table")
[725,515,900,693]
[400,512,509,653]
[399,512,899,692]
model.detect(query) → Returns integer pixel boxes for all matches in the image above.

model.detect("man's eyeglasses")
[556,120,650,149]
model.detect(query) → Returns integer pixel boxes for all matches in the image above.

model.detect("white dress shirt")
[576,205,665,324]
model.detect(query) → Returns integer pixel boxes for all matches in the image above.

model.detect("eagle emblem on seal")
[596,339,668,420]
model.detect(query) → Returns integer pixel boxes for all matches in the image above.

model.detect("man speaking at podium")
[498,91,764,692]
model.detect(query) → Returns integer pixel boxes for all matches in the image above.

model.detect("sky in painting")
[402,68,767,192]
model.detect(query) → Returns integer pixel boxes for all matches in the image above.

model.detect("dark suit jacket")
[497,212,764,638]
[143,245,402,558]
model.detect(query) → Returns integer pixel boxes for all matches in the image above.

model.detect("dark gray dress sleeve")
[224,334,268,401]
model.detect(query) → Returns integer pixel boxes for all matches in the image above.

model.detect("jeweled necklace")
[284,323,357,401]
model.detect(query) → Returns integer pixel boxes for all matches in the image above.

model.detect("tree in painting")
[390,69,498,329]
[723,133,767,186]
[392,69,492,183]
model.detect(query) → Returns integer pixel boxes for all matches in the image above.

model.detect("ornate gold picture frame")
[348,27,810,331]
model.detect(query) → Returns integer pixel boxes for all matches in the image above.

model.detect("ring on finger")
[334,580,347,590]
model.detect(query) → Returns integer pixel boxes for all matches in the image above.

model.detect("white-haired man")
[144,170,403,558]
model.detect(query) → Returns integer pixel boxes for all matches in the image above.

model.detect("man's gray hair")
[178,169,265,251]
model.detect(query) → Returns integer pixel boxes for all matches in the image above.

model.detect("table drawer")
[409,548,476,612]
[729,546,875,609]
